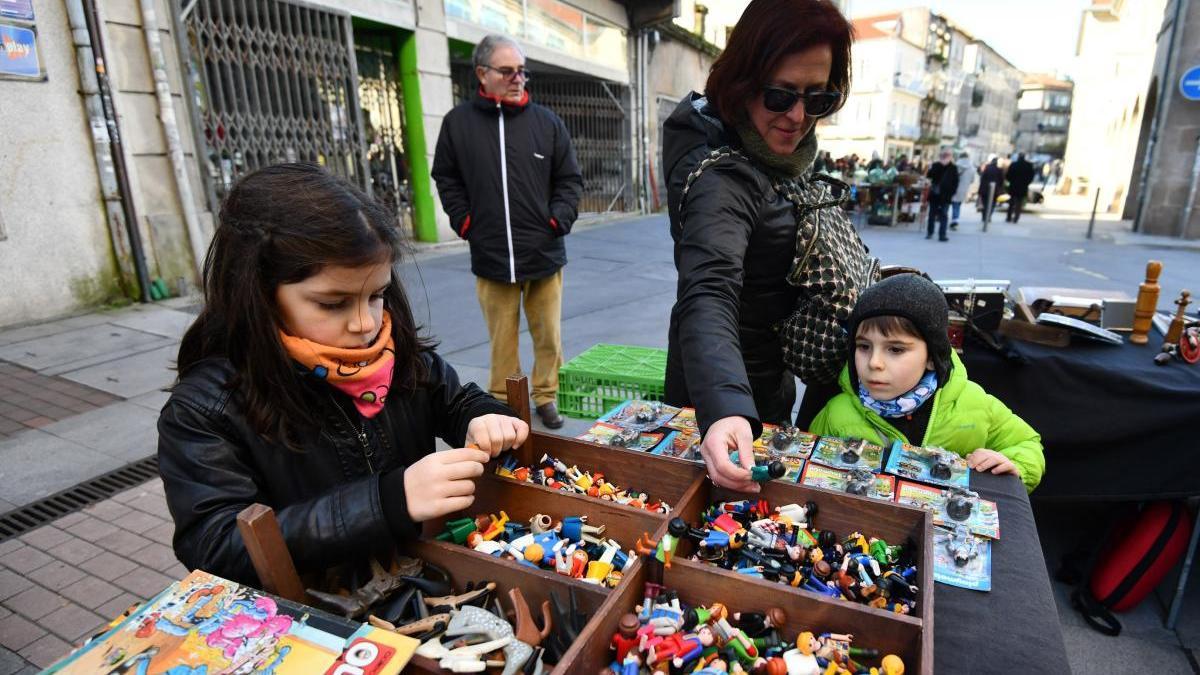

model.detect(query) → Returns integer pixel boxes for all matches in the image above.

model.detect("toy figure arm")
[983,393,1045,492]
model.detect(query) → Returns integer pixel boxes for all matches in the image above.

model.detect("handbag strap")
[679,146,749,227]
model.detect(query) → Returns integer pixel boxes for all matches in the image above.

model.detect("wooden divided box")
[242,378,933,673]
[409,378,934,673]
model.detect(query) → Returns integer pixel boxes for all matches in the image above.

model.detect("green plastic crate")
[557,344,668,419]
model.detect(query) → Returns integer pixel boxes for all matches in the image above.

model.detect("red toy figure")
[610,613,641,663]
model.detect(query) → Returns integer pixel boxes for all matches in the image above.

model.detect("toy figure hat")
[847,273,952,385]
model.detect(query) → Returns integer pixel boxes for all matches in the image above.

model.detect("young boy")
[810,274,1044,492]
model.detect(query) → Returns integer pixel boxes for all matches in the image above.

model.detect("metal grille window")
[183,0,367,202]
[355,31,412,228]
[452,64,631,213]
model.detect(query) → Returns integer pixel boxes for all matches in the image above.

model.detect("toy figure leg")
[523,269,564,406]
[477,277,523,400]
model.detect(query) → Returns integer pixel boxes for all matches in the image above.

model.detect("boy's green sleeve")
[984,394,1045,492]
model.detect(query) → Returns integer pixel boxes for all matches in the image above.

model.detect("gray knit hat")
[847,274,952,389]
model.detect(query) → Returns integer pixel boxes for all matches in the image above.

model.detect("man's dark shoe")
[950,222,958,230]
[939,237,950,242]
[536,402,564,429]
[925,233,933,240]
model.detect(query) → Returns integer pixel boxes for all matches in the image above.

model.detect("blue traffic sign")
[1181,66,1200,101]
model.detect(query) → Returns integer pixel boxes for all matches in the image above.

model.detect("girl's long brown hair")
[177,163,430,447]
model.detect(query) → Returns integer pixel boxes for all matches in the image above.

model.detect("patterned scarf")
[858,370,938,419]
[279,312,395,418]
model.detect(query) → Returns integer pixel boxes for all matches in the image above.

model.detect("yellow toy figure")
[782,631,820,675]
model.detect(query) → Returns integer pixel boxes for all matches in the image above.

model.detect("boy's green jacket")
[810,351,1045,492]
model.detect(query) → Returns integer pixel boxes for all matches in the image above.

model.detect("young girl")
[809,274,1044,492]
[158,163,528,589]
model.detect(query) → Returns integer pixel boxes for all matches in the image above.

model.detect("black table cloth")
[961,337,1200,500]
[934,471,1069,674]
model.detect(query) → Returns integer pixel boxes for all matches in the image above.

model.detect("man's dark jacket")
[432,90,583,283]
[661,93,804,437]
[157,351,511,588]
[926,161,959,204]
[1006,158,1036,198]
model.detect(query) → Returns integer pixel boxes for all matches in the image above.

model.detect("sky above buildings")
[848,0,1092,77]
[710,0,1094,79]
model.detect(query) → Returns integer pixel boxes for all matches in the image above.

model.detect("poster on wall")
[0,0,33,22]
[0,22,40,79]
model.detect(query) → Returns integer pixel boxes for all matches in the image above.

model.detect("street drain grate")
[0,456,160,542]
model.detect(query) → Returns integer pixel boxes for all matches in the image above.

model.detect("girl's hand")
[966,448,1021,477]
[403,447,489,522]
[699,416,759,494]
[465,414,529,457]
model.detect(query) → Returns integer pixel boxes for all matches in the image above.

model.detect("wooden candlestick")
[1164,290,1192,344]
[1131,260,1162,345]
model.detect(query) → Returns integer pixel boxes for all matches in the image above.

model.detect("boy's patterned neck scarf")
[858,370,938,419]
[279,312,395,418]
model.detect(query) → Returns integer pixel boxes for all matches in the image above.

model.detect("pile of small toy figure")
[496,452,671,514]
[636,499,920,614]
[607,584,905,674]
[436,511,635,588]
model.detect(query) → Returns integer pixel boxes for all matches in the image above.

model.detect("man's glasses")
[482,65,531,82]
[761,86,843,117]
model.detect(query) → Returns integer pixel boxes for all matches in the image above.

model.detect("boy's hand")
[403,447,489,522]
[967,448,1021,477]
[699,416,759,494]
[466,414,529,457]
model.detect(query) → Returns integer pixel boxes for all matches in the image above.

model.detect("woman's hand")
[403,447,490,522]
[700,416,759,494]
[466,414,529,457]
[966,448,1021,477]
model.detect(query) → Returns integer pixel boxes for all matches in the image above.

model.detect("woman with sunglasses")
[662,0,878,492]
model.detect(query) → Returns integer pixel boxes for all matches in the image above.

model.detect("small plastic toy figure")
[610,613,640,662]
[782,632,821,675]
[751,460,787,482]
[944,486,977,522]
[775,501,819,528]
[845,468,875,496]
[946,524,979,567]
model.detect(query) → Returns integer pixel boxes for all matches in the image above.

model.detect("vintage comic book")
[665,407,698,434]
[883,441,970,489]
[45,570,417,674]
[809,436,885,472]
[576,421,663,451]
[800,463,896,501]
[652,430,702,461]
[933,526,992,591]
[895,480,1000,539]
[753,424,818,460]
[598,399,681,432]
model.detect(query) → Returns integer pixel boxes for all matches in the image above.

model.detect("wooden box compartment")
[403,537,610,673]
[556,555,929,674]
[501,432,705,514]
[671,477,935,621]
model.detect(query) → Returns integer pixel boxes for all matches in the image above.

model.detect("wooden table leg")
[236,504,305,603]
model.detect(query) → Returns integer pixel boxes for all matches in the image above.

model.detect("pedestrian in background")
[432,34,583,429]
[950,151,973,231]
[1005,153,1035,223]
[925,150,958,241]
[978,154,1003,222]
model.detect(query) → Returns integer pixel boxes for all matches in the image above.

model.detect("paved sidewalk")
[0,479,181,672]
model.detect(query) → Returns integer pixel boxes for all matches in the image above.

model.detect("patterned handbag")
[679,148,879,385]
[774,174,879,384]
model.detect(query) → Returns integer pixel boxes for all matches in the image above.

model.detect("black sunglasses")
[482,64,531,82]
[761,86,843,117]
